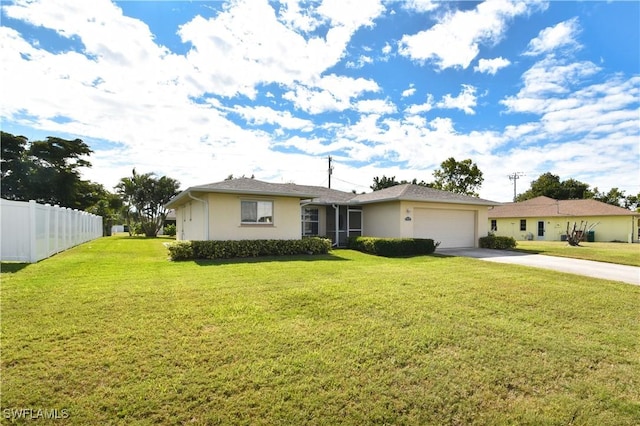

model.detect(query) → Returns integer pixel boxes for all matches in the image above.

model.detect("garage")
[414,208,476,248]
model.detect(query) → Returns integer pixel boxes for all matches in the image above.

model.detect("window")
[301,207,319,236]
[491,219,497,232]
[520,219,527,231]
[241,200,273,224]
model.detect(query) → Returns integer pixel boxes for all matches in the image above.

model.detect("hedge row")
[167,237,332,261]
[478,234,517,249]
[348,236,439,257]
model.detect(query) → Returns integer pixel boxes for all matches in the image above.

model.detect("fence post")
[54,205,60,254]
[44,204,51,257]
[29,200,37,263]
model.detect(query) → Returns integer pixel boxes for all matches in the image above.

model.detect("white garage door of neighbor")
[414,209,475,248]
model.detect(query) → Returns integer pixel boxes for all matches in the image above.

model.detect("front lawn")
[513,241,640,266]
[2,237,639,425]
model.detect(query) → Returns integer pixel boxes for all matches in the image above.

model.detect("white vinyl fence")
[1,199,103,263]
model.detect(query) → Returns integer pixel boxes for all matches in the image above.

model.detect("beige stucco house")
[488,196,639,243]
[165,178,499,249]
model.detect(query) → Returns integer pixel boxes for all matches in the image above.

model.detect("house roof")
[293,184,357,204]
[166,178,500,209]
[488,196,638,218]
[166,178,320,208]
[350,184,500,206]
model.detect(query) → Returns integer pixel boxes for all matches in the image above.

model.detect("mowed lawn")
[2,237,639,425]
[513,241,640,267]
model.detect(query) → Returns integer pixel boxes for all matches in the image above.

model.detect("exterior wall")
[361,202,401,238]
[491,216,638,242]
[361,201,489,248]
[208,193,302,240]
[174,193,303,241]
[176,199,206,241]
[402,201,489,248]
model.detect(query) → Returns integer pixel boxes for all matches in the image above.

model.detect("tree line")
[515,172,638,209]
[371,157,484,196]
[3,131,636,238]
[1,131,179,237]
[369,158,638,210]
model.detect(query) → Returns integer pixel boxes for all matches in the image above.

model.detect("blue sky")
[1,0,638,202]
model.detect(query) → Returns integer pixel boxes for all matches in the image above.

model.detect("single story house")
[165,178,499,249]
[488,196,639,243]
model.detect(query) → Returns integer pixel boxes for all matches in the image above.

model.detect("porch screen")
[302,207,319,235]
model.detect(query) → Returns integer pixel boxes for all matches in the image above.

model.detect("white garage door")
[414,209,475,248]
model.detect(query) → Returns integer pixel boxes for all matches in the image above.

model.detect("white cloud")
[436,85,478,114]
[402,0,439,14]
[524,17,581,56]
[474,57,511,74]
[398,0,540,70]
[317,0,385,30]
[232,105,314,130]
[277,0,322,32]
[283,74,380,114]
[346,55,373,69]
[501,57,601,113]
[177,0,385,98]
[354,99,397,115]
[1,0,636,204]
[401,86,416,98]
[404,94,434,115]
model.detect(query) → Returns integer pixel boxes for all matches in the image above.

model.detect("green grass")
[513,241,640,266]
[2,236,639,425]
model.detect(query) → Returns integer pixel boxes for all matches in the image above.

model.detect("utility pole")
[508,172,525,202]
[328,155,333,189]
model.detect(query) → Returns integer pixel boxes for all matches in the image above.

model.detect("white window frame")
[241,200,274,224]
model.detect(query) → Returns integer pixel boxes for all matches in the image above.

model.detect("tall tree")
[27,136,93,208]
[625,193,640,211]
[590,187,627,207]
[115,170,180,237]
[431,157,484,196]
[371,175,401,191]
[86,190,124,236]
[516,172,562,201]
[517,173,592,201]
[1,132,96,209]
[370,176,429,191]
[1,131,31,200]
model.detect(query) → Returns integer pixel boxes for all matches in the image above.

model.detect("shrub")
[166,241,194,261]
[479,234,517,249]
[164,224,176,237]
[167,237,331,261]
[348,236,439,257]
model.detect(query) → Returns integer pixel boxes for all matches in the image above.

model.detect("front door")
[537,220,545,240]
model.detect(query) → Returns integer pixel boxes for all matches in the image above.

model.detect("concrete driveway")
[439,248,640,286]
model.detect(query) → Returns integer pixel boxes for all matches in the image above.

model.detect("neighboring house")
[488,196,639,243]
[165,178,499,249]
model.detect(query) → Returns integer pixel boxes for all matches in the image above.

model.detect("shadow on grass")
[193,252,351,267]
[1,263,30,273]
[510,248,543,255]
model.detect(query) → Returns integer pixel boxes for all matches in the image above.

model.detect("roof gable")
[167,179,500,209]
[351,184,499,206]
[166,178,320,208]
